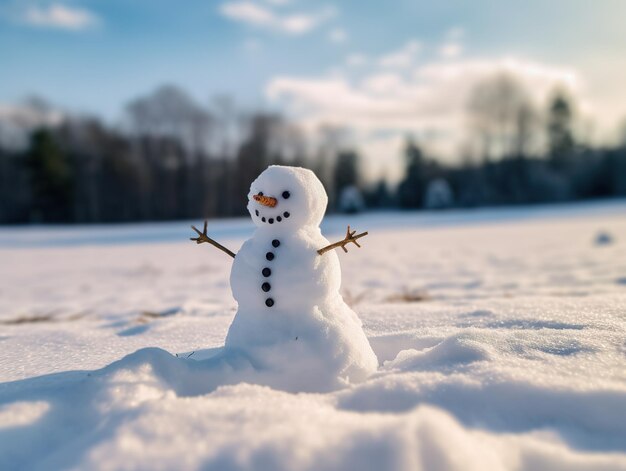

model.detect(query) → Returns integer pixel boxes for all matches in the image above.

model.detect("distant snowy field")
[1,201,626,471]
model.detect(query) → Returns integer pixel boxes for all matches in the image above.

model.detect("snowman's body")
[230,227,338,319]
[224,166,377,387]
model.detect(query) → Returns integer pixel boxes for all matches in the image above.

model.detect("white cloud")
[266,53,584,178]
[346,53,368,67]
[268,57,581,132]
[378,40,421,68]
[328,27,347,43]
[220,2,274,27]
[439,28,464,59]
[439,42,462,59]
[22,3,99,31]
[219,1,334,35]
[445,27,465,41]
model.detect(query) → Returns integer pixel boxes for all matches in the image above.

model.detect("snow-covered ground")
[1,201,626,470]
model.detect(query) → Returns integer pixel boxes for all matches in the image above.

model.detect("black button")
[277,216,282,222]
[262,282,271,292]
[283,212,290,218]
[266,252,274,261]
[261,217,266,222]
[265,298,274,307]
[272,239,280,247]
[255,210,259,216]
[262,267,271,277]
[282,191,290,199]
[268,218,274,224]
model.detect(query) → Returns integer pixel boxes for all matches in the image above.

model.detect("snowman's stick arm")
[317,225,368,256]
[190,221,236,258]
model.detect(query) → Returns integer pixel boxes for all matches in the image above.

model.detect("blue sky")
[1,0,625,177]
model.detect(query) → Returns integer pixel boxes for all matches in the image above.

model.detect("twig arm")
[317,225,368,256]
[190,221,236,259]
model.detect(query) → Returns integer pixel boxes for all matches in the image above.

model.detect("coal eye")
[282,191,290,199]
[258,192,263,196]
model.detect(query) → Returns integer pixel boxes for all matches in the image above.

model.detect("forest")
[1,74,625,224]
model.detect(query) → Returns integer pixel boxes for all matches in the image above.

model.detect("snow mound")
[2,350,624,471]
[385,334,494,371]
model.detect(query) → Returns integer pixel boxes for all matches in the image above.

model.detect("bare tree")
[126,85,213,157]
[466,74,538,159]
[314,125,349,205]
[231,113,282,214]
[210,94,238,159]
[547,91,576,170]
[270,122,307,165]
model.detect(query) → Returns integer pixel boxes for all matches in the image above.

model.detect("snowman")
[191,165,378,389]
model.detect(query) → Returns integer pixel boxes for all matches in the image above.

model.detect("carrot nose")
[253,194,277,207]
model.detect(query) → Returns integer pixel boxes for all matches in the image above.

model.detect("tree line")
[0,77,625,224]
[398,76,626,210]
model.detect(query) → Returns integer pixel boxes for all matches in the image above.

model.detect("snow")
[1,200,626,470]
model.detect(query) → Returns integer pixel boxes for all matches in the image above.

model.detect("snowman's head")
[247,165,328,229]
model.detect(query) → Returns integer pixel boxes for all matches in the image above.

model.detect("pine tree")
[333,150,360,206]
[27,129,73,222]
[398,139,426,208]
[547,94,575,171]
